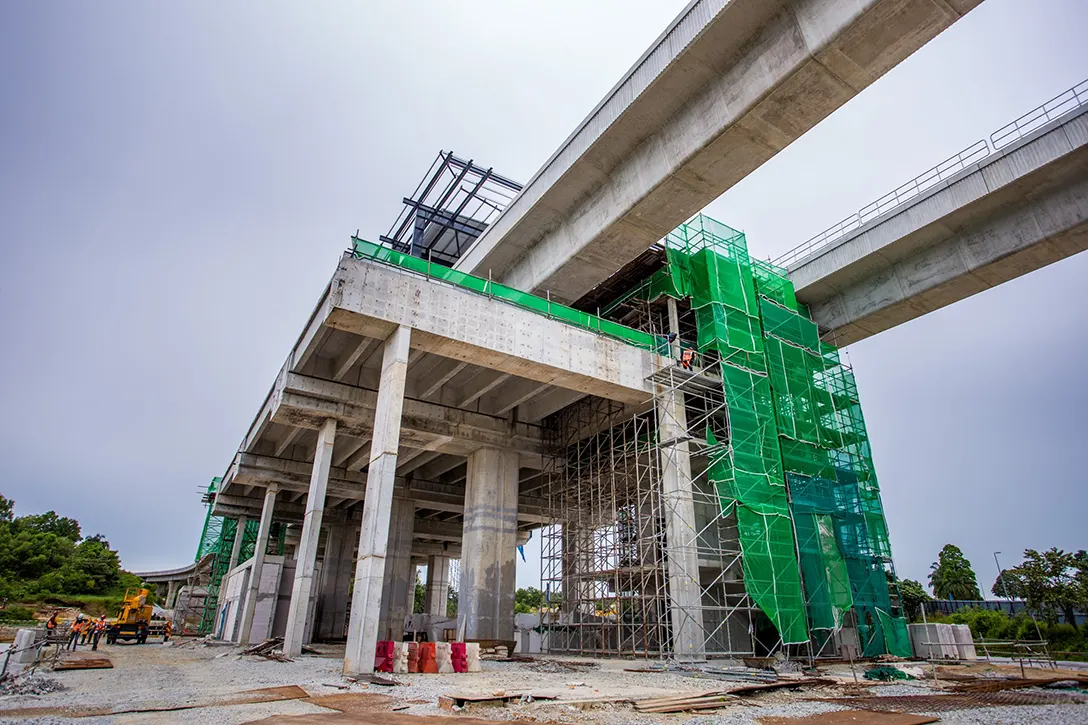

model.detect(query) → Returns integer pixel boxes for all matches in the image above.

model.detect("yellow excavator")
[106,588,154,644]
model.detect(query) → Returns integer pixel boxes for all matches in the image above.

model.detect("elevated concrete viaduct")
[456,0,982,304]
[789,106,1088,345]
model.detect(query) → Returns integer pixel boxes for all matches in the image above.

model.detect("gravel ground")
[0,641,1085,724]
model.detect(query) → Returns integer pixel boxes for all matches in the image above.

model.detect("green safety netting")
[707,429,809,644]
[621,213,904,655]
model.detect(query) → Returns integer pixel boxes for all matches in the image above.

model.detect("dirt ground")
[0,639,1086,724]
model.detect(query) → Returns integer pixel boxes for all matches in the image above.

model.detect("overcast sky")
[1,0,1085,598]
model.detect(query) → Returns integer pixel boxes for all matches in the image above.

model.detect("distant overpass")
[781,79,1088,346]
[456,0,983,304]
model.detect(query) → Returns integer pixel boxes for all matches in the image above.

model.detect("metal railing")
[991,78,1088,149]
[773,77,1088,269]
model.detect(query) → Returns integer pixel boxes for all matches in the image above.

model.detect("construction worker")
[81,616,93,645]
[680,347,696,371]
[45,611,58,634]
[67,617,82,651]
[163,620,172,643]
[92,616,106,651]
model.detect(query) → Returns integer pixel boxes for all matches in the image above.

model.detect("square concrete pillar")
[460,447,518,640]
[377,499,415,640]
[425,555,450,617]
[656,387,706,661]
[283,417,337,657]
[315,521,356,640]
[239,485,278,644]
[344,325,411,676]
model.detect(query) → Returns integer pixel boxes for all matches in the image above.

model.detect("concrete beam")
[274,427,303,458]
[455,0,981,303]
[333,335,379,382]
[327,255,661,404]
[270,372,549,455]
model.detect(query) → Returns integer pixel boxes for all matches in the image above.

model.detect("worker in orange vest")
[92,616,107,651]
[163,620,172,642]
[45,612,58,634]
[67,617,82,651]
[680,348,696,371]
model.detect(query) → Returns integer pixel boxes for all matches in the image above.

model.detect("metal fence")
[773,77,1088,269]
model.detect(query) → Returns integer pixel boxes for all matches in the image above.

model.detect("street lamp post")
[994,551,1013,614]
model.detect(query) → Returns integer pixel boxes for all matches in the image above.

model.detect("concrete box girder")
[454,0,980,303]
[790,108,1088,345]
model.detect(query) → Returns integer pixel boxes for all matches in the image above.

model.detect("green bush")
[0,606,36,623]
[935,607,1087,655]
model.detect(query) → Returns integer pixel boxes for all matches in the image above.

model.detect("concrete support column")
[377,499,415,640]
[283,417,337,657]
[344,325,411,676]
[656,387,706,661]
[424,555,450,617]
[216,516,248,612]
[316,522,355,640]
[460,447,518,640]
[239,485,278,644]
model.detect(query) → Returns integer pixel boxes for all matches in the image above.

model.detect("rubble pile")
[0,672,65,696]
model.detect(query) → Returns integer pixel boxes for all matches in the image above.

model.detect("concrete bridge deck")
[456,0,982,304]
[788,104,1088,345]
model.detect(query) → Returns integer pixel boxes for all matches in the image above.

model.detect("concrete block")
[435,641,454,673]
[392,642,409,674]
[952,624,977,660]
[465,642,482,673]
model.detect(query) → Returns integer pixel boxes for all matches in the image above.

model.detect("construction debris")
[816,689,1088,712]
[950,674,1088,693]
[241,637,292,662]
[344,673,402,687]
[0,672,64,696]
[761,712,939,724]
[438,690,558,710]
[524,658,599,674]
[634,690,739,713]
[53,652,113,670]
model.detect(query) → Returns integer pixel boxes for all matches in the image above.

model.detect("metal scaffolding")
[539,299,758,658]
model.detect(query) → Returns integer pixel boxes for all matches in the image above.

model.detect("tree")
[928,544,982,600]
[446,581,458,618]
[20,511,81,541]
[992,568,1026,600]
[0,494,129,599]
[1006,548,1079,627]
[413,572,425,614]
[515,587,545,614]
[897,579,932,622]
[1074,550,1088,613]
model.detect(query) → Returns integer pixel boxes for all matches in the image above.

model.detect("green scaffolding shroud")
[620,214,909,655]
[666,217,809,645]
[751,258,910,657]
